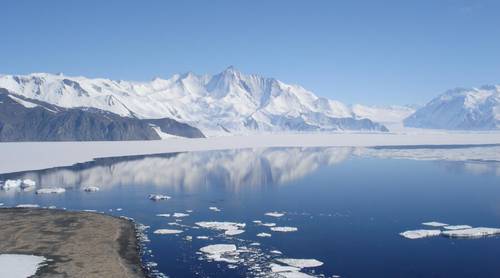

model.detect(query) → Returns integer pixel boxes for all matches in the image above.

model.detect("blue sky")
[1,0,499,105]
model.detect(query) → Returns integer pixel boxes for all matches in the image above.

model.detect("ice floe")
[399,229,441,239]
[83,186,100,192]
[270,263,301,273]
[253,220,262,224]
[148,194,171,201]
[441,227,500,238]
[1,179,22,190]
[271,227,298,232]
[225,229,245,236]
[156,214,171,217]
[257,233,272,237]
[262,223,276,227]
[196,221,246,234]
[422,221,448,227]
[443,225,472,230]
[197,236,210,240]
[265,212,285,217]
[199,244,239,263]
[173,212,189,218]
[276,258,324,268]
[153,229,183,235]
[209,206,221,212]
[16,204,39,208]
[0,254,46,278]
[35,187,66,194]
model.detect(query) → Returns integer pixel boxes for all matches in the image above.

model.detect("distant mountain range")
[405,85,500,130]
[0,67,498,141]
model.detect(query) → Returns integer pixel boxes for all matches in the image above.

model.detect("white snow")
[0,254,46,278]
[153,229,183,235]
[6,94,39,108]
[83,186,100,192]
[422,221,448,227]
[257,233,272,237]
[444,225,473,230]
[265,212,285,217]
[276,258,324,268]
[35,187,66,194]
[1,133,500,174]
[271,227,298,232]
[399,229,441,239]
[148,194,171,201]
[441,227,500,238]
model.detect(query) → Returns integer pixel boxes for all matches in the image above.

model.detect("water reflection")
[2,145,500,192]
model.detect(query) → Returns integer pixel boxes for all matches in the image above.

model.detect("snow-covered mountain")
[0,67,388,135]
[351,104,416,125]
[404,85,500,130]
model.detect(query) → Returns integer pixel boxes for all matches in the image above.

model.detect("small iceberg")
[153,229,183,235]
[271,226,298,232]
[22,179,36,187]
[156,214,171,217]
[196,221,246,233]
[257,232,272,237]
[1,179,22,190]
[172,212,189,218]
[209,206,221,212]
[197,236,210,240]
[83,186,100,192]
[265,212,285,218]
[225,229,245,236]
[262,223,276,227]
[443,225,472,230]
[36,187,66,194]
[148,194,171,201]
[253,220,262,224]
[422,221,448,227]
[442,227,500,238]
[276,258,324,268]
[399,229,441,239]
[199,244,239,263]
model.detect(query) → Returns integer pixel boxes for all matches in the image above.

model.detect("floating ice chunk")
[199,244,238,263]
[444,225,473,230]
[156,214,171,217]
[271,226,298,232]
[22,179,36,187]
[20,183,35,191]
[48,205,56,209]
[262,223,276,227]
[276,258,324,268]
[270,263,301,273]
[36,187,66,194]
[270,250,282,255]
[227,264,237,269]
[0,254,46,278]
[173,213,189,218]
[148,194,171,201]
[186,209,193,213]
[196,221,246,233]
[422,221,448,227]
[265,212,285,217]
[209,206,221,212]
[2,179,22,190]
[116,208,123,211]
[442,227,500,238]
[185,236,193,241]
[197,236,210,240]
[16,204,39,208]
[83,186,100,192]
[399,229,441,239]
[257,233,272,237]
[225,230,245,236]
[277,271,316,278]
[249,242,260,246]
[153,229,183,235]
[253,220,262,224]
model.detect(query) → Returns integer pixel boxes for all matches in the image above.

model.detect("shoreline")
[0,208,146,278]
[1,133,500,174]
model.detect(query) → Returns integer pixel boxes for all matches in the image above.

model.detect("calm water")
[1,147,500,278]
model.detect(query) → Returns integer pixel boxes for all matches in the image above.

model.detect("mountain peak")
[221,65,241,76]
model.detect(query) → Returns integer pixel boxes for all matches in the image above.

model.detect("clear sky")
[1,0,499,105]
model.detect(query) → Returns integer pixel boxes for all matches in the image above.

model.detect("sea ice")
[1,179,22,190]
[148,194,171,201]
[156,214,171,217]
[0,254,46,278]
[265,212,285,217]
[262,223,276,227]
[270,263,301,273]
[277,271,316,278]
[271,227,298,232]
[253,220,262,224]
[209,206,221,212]
[173,213,189,218]
[225,230,245,236]
[83,186,100,192]
[199,244,238,263]
[197,236,210,240]
[399,229,441,239]
[196,221,246,233]
[422,221,448,227]
[441,227,500,238]
[16,204,39,208]
[35,187,66,194]
[444,225,473,230]
[276,258,324,268]
[257,233,272,237]
[153,229,183,235]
